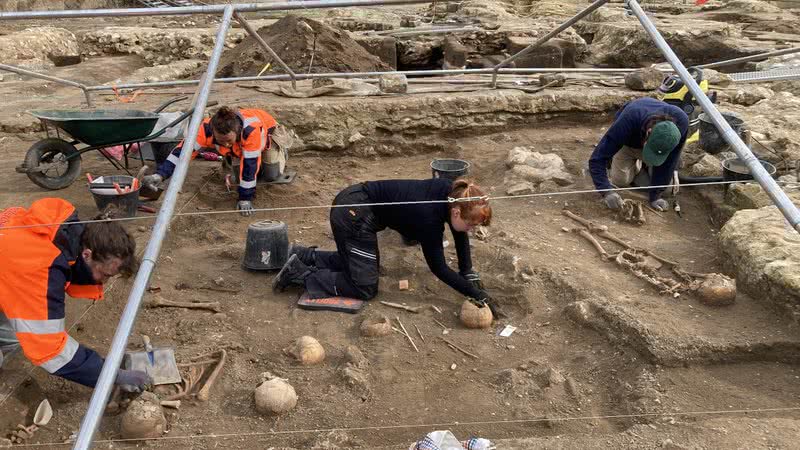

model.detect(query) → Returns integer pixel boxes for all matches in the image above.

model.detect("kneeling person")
[143,106,279,216]
[273,178,501,315]
[0,199,150,392]
[588,97,689,211]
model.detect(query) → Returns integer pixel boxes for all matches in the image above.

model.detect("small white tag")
[498,325,517,337]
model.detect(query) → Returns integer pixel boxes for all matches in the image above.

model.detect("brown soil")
[216,15,390,78]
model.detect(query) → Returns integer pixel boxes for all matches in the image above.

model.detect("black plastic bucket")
[431,159,470,181]
[698,112,745,154]
[89,175,138,218]
[721,157,777,182]
[243,220,289,271]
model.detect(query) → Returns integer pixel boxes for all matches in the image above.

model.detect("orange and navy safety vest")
[0,198,105,386]
[156,108,278,201]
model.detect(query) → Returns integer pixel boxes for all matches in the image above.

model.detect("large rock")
[505,147,574,186]
[725,181,800,210]
[397,39,441,69]
[578,19,766,67]
[0,27,79,68]
[688,154,722,177]
[724,91,800,164]
[732,87,774,106]
[353,35,398,69]
[624,68,664,91]
[720,206,800,322]
[504,36,580,68]
[443,36,469,70]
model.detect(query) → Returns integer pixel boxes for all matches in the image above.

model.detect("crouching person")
[272,178,503,316]
[0,199,151,392]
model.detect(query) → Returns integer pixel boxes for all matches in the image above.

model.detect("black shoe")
[287,244,316,266]
[272,255,313,292]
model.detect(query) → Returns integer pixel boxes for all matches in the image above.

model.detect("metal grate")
[729,67,800,83]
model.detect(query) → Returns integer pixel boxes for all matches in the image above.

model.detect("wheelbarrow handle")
[152,96,189,114]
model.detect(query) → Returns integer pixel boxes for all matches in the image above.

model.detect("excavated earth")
[1,1,800,449]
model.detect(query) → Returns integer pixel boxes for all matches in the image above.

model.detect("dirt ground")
[1,1,800,449]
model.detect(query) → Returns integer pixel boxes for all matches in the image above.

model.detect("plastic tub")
[431,158,470,181]
[89,175,138,218]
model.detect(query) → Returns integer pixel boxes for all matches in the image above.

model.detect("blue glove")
[115,369,152,393]
[237,200,254,217]
[650,198,669,212]
[603,192,623,210]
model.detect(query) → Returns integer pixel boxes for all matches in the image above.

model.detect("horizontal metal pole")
[72,6,235,450]
[0,62,85,88]
[700,46,800,70]
[381,26,480,37]
[491,0,611,86]
[0,0,448,20]
[86,67,641,91]
[627,0,800,233]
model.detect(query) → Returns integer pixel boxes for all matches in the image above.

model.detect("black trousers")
[305,184,383,300]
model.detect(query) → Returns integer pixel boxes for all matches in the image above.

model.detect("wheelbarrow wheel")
[24,139,81,190]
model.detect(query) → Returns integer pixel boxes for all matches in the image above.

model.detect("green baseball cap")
[643,121,681,167]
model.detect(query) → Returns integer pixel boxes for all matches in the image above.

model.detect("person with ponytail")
[272,177,502,316]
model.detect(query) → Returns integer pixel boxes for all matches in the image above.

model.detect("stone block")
[720,206,800,322]
[504,37,577,68]
[443,37,468,70]
[624,68,664,91]
[353,35,397,69]
[379,73,408,94]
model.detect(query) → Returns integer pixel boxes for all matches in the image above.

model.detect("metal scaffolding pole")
[699,46,800,70]
[490,0,610,87]
[86,67,640,91]
[72,6,235,449]
[627,0,800,233]
[0,0,448,20]
[0,62,93,107]
[234,11,298,90]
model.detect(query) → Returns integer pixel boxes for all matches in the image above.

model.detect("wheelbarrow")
[15,96,211,190]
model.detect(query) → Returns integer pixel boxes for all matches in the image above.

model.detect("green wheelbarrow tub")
[30,110,160,147]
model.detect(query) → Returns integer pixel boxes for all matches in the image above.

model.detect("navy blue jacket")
[589,97,689,201]
[364,179,482,300]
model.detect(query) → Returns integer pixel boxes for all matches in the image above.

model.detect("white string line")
[10,405,800,447]
[2,178,792,232]
[0,175,213,409]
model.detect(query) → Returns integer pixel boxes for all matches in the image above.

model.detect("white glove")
[237,200,254,216]
[603,192,623,210]
[650,198,669,212]
[142,173,163,191]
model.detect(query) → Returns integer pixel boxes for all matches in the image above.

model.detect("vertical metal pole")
[490,0,610,87]
[81,87,93,108]
[234,11,298,90]
[72,6,235,449]
[627,0,800,232]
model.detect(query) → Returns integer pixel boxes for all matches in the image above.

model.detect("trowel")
[123,335,181,385]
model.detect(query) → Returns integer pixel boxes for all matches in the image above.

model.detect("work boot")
[287,244,317,267]
[272,255,313,292]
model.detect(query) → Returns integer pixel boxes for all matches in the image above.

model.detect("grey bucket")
[243,220,289,271]
[698,112,745,154]
[431,159,470,181]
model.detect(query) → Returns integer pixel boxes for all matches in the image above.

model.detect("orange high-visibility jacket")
[0,198,106,386]
[156,108,278,201]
